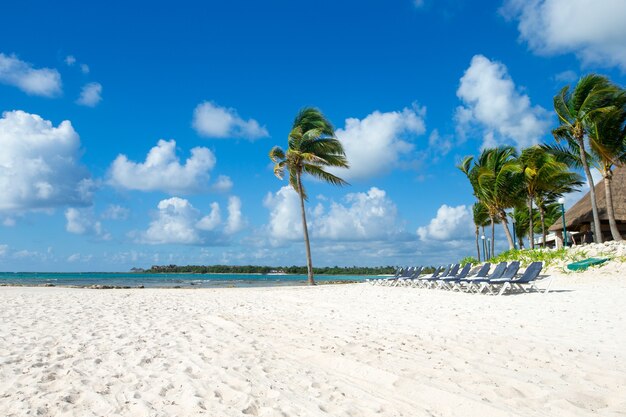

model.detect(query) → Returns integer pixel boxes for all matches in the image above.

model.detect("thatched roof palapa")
[549,166,626,232]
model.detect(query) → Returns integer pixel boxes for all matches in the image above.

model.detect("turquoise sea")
[0,272,369,288]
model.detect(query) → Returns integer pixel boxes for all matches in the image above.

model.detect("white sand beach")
[1,270,626,417]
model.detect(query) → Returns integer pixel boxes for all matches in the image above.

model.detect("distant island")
[141,264,397,275]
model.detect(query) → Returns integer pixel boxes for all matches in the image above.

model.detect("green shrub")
[459,256,479,266]
[485,248,588,267]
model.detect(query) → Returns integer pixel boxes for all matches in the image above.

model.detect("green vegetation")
[485,248,586,267]
[459,256,478,266]
[145,265,396,275]
[459,73,624,257]
[269,108,349,285]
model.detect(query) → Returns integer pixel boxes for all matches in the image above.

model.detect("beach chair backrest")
[457,263,472,279]
[409,266,423,278]
[474,263,491,277]
[501,261,520,279]
[489,262,508,279]
[515,262,543,283]
[430,266,442,278]
[439,264,451,278]
[448,264,460,277]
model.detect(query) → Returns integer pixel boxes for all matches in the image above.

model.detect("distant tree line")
[143,264,398,275]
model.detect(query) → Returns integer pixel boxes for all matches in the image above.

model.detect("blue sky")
[1,0,625,271]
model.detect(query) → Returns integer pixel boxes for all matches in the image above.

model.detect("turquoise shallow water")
[0,272,368,288]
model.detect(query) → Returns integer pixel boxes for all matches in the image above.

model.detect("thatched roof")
[549,165,626,231]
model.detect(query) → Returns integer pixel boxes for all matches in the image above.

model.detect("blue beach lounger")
[435,263,472,290]
[417,264,452,289]
[490,262,547,295]
[472,261,521,294]
[456,262,507,293]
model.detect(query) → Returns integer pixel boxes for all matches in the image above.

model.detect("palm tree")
[518,146,584,247]
[588,103,626,241]
[553,74,621,243]
[269,108,349,285]
[510,206,530,249]
[472,202,490,262]
[460,157,498,258]
[474,147,522,251]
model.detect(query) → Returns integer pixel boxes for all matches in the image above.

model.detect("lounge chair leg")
[498,282,509,296]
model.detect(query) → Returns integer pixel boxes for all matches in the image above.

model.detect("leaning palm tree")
[510,205,530,249]
[474,146,522,251]
[269,108,349,285]
[472,202,490,262]
[588,103,626,241]
[553,74,621,243]
[518,146,584,248]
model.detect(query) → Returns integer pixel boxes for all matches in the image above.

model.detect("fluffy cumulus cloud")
[65,208,110,240]
[212,175,233,192]
[312,187,401,240]
[0,111,93,213]
[136,196,243,245]
[225,196,244,234]
[192,101,269,140]
[76,82,102,107]
[263,186,404,244]
[456,55,550,149]
[263,186,303,242]
[502,0,626,70]
[330,106,426,181]
[0,53,62,97]
[417,204,473,241]
[108,139,216,194]
[102,204,130,220]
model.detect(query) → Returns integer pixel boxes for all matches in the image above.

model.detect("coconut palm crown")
[269,107,349,285]
[553,74,622,243]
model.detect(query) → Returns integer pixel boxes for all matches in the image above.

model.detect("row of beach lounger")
[367,261,553,295]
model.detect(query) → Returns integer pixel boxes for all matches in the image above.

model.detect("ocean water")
[0,272,368,288]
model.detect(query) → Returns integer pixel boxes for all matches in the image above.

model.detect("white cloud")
[330,106,426,181]
[554,70,577,83]
[428,129,453,156]
[417,204,474,241]
[0,244,8,257]
[414,0,425,7]
[263,186,404,244]
[455,54,550,149]
[212,175,233,192]
[65,55,76,66]
[196,202,221,231]
[140,197,204,244]
[263,187,304,242]
[502,0,626,70]
[136,197,240,245]
[0,110,93,213]
[0,53,62,97]
[192,101,269,140]
[67,253,93,263]
[108,139,216,194]
[65,208,110,240]
[312,187,402,240]
[102,204,130,220]
[225,196,244,234]
[80,64,90,74]
[76,82,102,107]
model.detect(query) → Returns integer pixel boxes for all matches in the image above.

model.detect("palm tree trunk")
[539,205,547,247]
[528,197,535,249]
[518,236,524,249]
[475,226,481,262]
[490,217,495,259]
[296,172,315,285]
[499,211,515,250]
[604,168,623,241]
[577,137,603,243]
